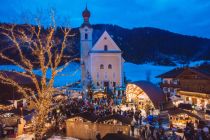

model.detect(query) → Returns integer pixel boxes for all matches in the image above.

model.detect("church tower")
[79,5,93,88]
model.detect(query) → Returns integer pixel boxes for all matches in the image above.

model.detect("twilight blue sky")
[0,0,210,38]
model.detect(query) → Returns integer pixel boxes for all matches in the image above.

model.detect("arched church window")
[108,64,112,69]
[100,64,104,69]
[85,33,88,39]
[104,45,108,51]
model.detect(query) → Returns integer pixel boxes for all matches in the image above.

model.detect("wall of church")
[90,53,122,88]
[92,34,120,51]
[80,26,93,85]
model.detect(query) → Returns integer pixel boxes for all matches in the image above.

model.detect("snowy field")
[124,63,174,84]
[124,60,210,84]
[0,60,208,87]
[0,63,81,87]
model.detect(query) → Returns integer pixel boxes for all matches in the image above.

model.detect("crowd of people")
[58,96,142,119]
[139,125,180,140]
[50,95,210,140]
[183,121,210,140]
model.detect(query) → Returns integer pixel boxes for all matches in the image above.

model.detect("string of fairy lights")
[0,16,74,138]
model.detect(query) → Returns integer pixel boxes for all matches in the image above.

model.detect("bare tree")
[0,11,76,139]
[146,70,151,82]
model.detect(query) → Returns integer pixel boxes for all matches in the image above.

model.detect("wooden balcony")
[160,82,180,88]
[178,88,210,97]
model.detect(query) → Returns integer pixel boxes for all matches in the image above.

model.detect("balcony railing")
[178,87,210,95]
[160,82,180,88]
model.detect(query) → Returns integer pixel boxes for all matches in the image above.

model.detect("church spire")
[82,4,91,23]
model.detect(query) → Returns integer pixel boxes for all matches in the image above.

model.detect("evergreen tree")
[86,71,94,99]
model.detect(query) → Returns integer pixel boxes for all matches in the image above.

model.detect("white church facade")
[80,6,125,93]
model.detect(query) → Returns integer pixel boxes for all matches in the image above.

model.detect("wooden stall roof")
[0,108,34,116]
[0,116,19,127]
[67,112,98,122]
[97,114,132,125]
[102,133,138,140]
[0,100,13,106]
[168,108,202,121]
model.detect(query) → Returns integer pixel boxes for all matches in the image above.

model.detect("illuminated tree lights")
[0,14,75,139]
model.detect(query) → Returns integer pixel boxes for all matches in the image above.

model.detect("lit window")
[85,33,88,39]
[104,45,108,51]
[100,64,104,69]
[108,64,112,69]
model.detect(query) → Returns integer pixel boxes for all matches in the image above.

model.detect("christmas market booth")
[168,108,202,128]
[125,81,165,115]
[93,91,107,99]
[66,113,131,140]
[0,109,34,138]
[102,133,138,140]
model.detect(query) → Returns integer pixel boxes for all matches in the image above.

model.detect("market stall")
[126,81,165,115]
[66,113,130,140]
[69,92,82,99]
[168,108,201,129]
[93,92,107,99]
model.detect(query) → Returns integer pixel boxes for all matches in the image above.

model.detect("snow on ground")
[187,60,210,67]
[0,63,81,87]
[0,61,209,87]
[124,63,175,84]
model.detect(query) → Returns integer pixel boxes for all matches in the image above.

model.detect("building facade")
[158,67,210,110]
[80,6,124,93]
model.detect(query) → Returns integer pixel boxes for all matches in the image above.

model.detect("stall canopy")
[67,112,98,122]
[102,133,138,140]
[168,108,202,121]
[69,92,82,99]
[97,114,132,125]
[93,91,107,99]
[169,95,182,101]
[126,81,165,108]
[0,108,34,117]
[178,103,192,110]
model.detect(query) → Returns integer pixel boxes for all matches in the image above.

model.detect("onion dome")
[81,5,91,28]
[82,5,90,22]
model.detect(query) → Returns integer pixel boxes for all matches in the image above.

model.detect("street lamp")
[56,109,60,114]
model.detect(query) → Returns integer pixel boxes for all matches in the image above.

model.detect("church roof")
[92,29,104,45]
[91,31,122,52]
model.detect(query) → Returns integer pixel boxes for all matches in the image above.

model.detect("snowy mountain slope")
[0,63,81,87]
[0,61,209,87]
[124,63,175,84]
[1,24,210,65]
